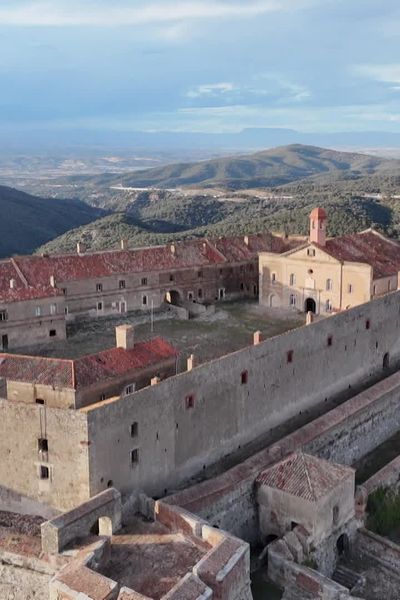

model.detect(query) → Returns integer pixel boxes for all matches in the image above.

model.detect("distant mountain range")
[59,144,400,192]
[0,186,104,258]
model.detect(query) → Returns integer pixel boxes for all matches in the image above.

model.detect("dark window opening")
[240,282,244,291]
[0,310,8,322]
[119,280,126,289]
[130,422,138,437]
[198,270,203,278]
[141,278,148,286]
[241,370,248,385]
[1,334,8,350]
[107,480,113,488]
[327,335,333,347]
[169,274,174,282]
[185,394,195,409]
[291,521,298,531]
[383,352,390,370]
[287,350,294,363]
[36,398,45,405]
[49,329,56,337]
[198,288,203,298]
[130,448,139,464]
[40,465,49,480]
[38,438,48,452]
[333,505,339,525]
[142,295,148,306]
[366,319,371,330]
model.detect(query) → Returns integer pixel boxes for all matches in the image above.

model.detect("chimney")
[116,324,135,350]
[253,331,263,345]
[9,279,16,289]
[306,311,314,325]
[170,244,176,256]
[151,376,161,386]
[309,207,327,246]
[187,354,195,371]
[77,242,86,255]
[244,235,249,246]
[120,239,128,250]
[49,275,56,288]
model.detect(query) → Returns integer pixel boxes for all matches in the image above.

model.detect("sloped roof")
[212,233,302,262]
[256,452,354,502]
[0,337,177,390]
[0,259,61,303]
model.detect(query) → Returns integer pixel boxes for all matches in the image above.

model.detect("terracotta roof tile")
[256,452,353,502]
[212,233,301,262]
[0,260,61,303]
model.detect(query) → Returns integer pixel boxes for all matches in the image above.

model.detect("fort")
[1,209,400,599]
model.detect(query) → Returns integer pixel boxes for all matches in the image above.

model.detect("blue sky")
[0,0,400,140]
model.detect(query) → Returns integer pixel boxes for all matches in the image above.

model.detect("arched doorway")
[383,352,390,370]
[305,297,316,314]
[336,533,349,558]
[164,290,182,306]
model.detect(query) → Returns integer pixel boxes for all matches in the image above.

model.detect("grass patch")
[367,486,400,539]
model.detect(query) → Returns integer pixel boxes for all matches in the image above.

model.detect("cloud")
[354,63,400,87]
[186,82,235,98]
[0,0,318,27]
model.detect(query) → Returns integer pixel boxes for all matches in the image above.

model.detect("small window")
[333,505,339,526]
[141,278,148,286]
[169,274,174,282]
[271,272,276,283]
[348,284,353,294]
[50,304,57,315]
[289,294,296,307]
[130,422,138,437]
[61,288,67,296]
[97,302,103,311]
[185,394,195,409]
[219,268,223,275]
[64,307,69,315]
[35,398,45,405]
[38,438,48,452]
[96,283,103,292]
[289,273,296,286]
[119,280,126,289]
[40,465,49,480]
[307,248,316,257]
[35,306,41,317]
[198,288,203,298]
[219,288,225,299]
[325,299,332,313]
[326,278,332,291]
[100,393,106,401]
[187,291,194,300]
[240,282,244,291]
[287,350,294,363]
[0,310,8,322]
[241,370,248,385]
[388,280,392,292]
[366,319,371,330]
[373,285,377,295]
[198,270,203,278]
[49,329,57,337]
[125,384,134,395]
[327,335,333,347]
[142,295,148,306]
[130,449,139,465]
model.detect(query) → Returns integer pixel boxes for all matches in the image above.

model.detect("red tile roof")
[322,230,400,278]
[0,260,61,303]
[0,337,177,390]
[256,452,353,502]
[212,233,300,262]
[310,207,327,220]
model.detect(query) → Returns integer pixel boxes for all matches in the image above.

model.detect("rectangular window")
[130,448,139,465]
[38,438,48,452]
[39,465,49,480]
[241,370,248,385]
[326,279,332,291]
[49,329,57,337]
[130,422,138,437]
[198,270,203,278]
[169,274,174,282]
[287,350,294,363]
[35,306,41,317]
[240,282,244,291]
[50,304,57,315]
[327,335,333,347]
[141,277,148,286]
[348,284,353,294]
[97,302,103,311]
[125,384,135,395]
[307,248,316,257]
[366,319,371,330]
[100,393,106,401]
[290,294,296,307]
[142,295,148,306]
[289,273,296,286]
[61,288,67,296]
[64,307,69,315]
[35,398,45,405]
[198,288,203,298]
[0,310,8,322]
[185,394,195,409]
[96,283,103,292]
[271,273,276,283]
[119,280,126,289]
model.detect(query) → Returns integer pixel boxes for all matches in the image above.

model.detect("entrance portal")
[305,298,317,314]
[336,533,349,557]
[164,290,181,306]
[383,352,390,371]
[1,334,8,351]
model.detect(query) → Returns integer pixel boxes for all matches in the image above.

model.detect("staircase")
[332,564,363,591]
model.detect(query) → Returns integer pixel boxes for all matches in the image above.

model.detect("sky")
[0,0,400,145]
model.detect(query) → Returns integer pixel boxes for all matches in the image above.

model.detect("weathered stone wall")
[85,292,400,501]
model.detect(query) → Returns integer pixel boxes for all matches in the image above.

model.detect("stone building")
[0,325,177,409]
[0,233,300,350]
[259,207,400,314]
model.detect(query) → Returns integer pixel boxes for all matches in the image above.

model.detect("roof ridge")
[299,451,316,502]
[10,258,29,287]
[0,352,72,364]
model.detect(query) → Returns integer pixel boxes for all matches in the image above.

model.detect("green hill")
[0,185,105,257]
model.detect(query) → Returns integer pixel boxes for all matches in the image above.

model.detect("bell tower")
[309,207,327,246]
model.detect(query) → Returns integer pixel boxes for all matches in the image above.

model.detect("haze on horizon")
[1,0,400,151]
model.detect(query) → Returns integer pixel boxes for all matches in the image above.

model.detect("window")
[325,299,332,313]
[0,310,8,322]
[327,335,333,347]
[50,304,57,315]
[97,302,103,311]
[185,394,195,409]
[35,398,45,405]
[142,295,148,306]
[130,422,138,437]
[287,350,294,363]
[271,272,276,283]
[99,393,106,401]
[130,449,139,465]
[64,307,69,315]
[326,278,332,291]
[35,306,41,317]
[125,384,135,395]
[366,319,371,330]
[61,288,67,296]
[198,288,203,298]
[289,294,296,307]
[241,370,248,385]
[289,273,296,286]
[218,288,225,300]
[198,270,203,278]
[219,268,223,275]
[240,283,244,291]
[348,284,353,294]
[307,248,316,257]
[141,278,147,286]
[96,283,103,292]
[49,329,57,337]
[169,274,174,282]
[187,291,194,300]
[38,438,48,452]
[119,280,126,289]
[388,280,392,291]
[39,465,49,480]
[373,285,377,295]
